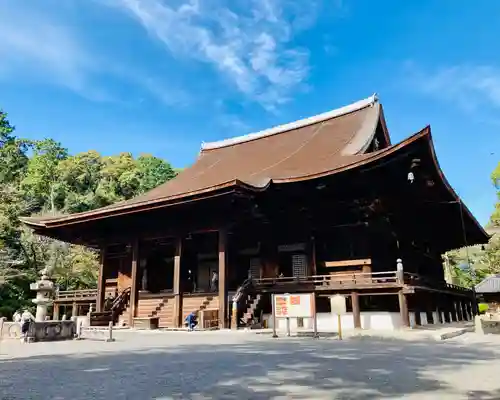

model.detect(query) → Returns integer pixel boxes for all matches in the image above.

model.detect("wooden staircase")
[117,306,131,326]
[137,296,175,328]
[241,294,262,326]
[90,287,131,327]
[182,295,219,320]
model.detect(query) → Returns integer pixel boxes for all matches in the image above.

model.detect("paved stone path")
[1,331,500,399]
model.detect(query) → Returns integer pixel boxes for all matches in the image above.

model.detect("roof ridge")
[201,94,378,151]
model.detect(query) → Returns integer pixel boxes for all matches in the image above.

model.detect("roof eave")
[425,127,490,244]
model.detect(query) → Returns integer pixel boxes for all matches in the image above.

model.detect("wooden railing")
[254,271,400,289]
[254,271,474,294]
[55,289,98,300]
[403,273,473,294]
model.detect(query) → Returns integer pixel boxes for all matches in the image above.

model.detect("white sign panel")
[330,294,347,315]
[274,293,313,318]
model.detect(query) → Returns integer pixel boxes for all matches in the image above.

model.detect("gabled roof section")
[201,94,379,151]
[475,274,500,293]
[21,94,388,227]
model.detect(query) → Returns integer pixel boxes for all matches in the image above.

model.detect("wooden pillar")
[456,300,463,321]
[173,237,182,328]
[460,300,467,321]
[129,239,139,327]
[351,292,361,329]
[425,293,434,324]
[450,297,457,322]
[310,236,317,276]
[96,247,106,312]
[398,291,410,327]
[53,303,60,320]
[72,302,77,317]
[472,292,479,316]
[444,296,451,323]
[467,301,473,320]
[218,229,228,329]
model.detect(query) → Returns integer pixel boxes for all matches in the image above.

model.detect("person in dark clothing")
[20,309,34,343]
[104,294,114,311]
[185,312,197,331]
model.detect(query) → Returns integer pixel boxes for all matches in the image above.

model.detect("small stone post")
[396,259,404,284]
[107,321,115,342]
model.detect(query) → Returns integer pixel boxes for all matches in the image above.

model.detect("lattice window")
[249,258,261,279]
[292,254,307,277]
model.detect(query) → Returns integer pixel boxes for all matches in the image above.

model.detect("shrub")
[478,303,489,314]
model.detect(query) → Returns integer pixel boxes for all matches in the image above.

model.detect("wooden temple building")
[21,95,490,330]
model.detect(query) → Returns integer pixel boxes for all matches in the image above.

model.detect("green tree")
[492,161,500,226]
[20,139,68,213]
[0,111,29,184]
[445,161,500,288]
[0,109,178,318]
[57,150,105,213]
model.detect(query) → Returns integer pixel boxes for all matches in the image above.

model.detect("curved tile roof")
[22,95,384,226]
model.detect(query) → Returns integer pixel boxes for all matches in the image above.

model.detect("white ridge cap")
[201,94,378,151]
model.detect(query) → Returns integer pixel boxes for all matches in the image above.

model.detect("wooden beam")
[351,292,361,328]
[129,239,139,327]
[96,246,106,312]
[398,291,410,327]
[218,229,228,329]
[325,259,371,268]
[173,237,182,328]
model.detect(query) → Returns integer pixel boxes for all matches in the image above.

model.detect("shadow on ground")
[0,335,499,399]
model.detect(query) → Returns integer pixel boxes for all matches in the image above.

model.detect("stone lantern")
[30,267,55,322]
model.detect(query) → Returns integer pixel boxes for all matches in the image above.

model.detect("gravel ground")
[1,330,499,399]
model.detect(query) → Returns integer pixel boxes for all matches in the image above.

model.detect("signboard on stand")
[330,294,346,340]
[272,293,317,338]
[330,294,347,315]
[274,294,313,318]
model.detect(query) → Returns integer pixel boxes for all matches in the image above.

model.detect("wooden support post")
[129,239,139,327]
[96,247,106,313]
[444,296,451,323]
[460,301,467,321]
[310,236,317,276]
[467,301,473,320]
[72,302,78,317]
[173,237,182,328]
[53,303,60,320]
[450,298,457,322]
[398,291,410,328]
[351,292,361,329]
[456,301,463,321]
[218,229,227,329]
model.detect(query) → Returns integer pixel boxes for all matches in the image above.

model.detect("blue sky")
[0,0,498,225]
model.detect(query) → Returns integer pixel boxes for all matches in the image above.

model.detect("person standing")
[211,271,218,292]
[13,310,21,323]
[20,309,34,343]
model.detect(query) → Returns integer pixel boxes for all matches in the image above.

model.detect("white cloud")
[406,63,500,112]
[0,1,190,106]
[0,3,107,100]
[106,0,317,110]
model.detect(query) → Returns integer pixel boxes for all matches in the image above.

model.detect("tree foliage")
[445,160,500,288]
[0,110,177,318]
[492,161,500,226]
